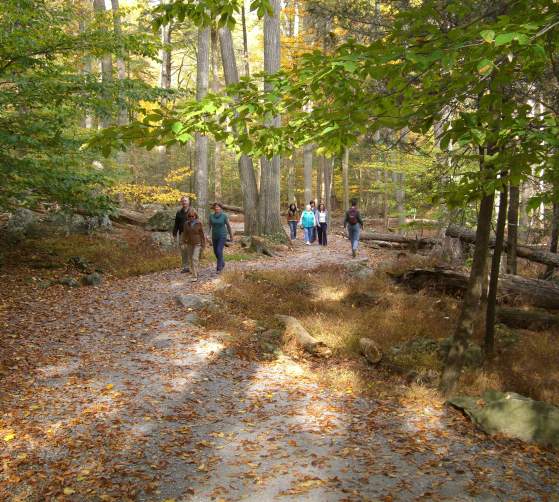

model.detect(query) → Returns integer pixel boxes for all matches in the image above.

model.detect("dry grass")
[0,228,180,279]
[207,261,559,406]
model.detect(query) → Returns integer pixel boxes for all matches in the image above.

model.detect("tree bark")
[210,27,222,201]
[110,0,128,125]
[317,155,324,202]
[258,0,284,236]
[195,26,210,224]
[507,183,520,274]
[275,315,331,356]
[485,182,508,356]
[93,0,113,128]
[358,231,438,248]
[241,0,251,78]
[395,172,405,230]
[303,144,313,205]
[218,26,258,234]
[543,202,559,279]
[287,156,295,204]
[440,188,494,396]
[323,157,333,213]
[496,306,559,330]
[342,147,350,211]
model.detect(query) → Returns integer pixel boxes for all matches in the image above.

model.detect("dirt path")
[1,233,558,501]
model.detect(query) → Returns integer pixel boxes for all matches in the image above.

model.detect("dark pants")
[288,221,297,239]
[212,235,227,271]
[310,226,317,243]
[317,222,328,245]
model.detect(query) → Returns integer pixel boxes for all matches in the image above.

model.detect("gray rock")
[59,276,80,287]
[439,337,483,368]
[146,209,176,232]
[6,208,39,237]
[175,294,212,309]
[449,391,559,447]
[82,272,102,286]
[150,231,175,251]
[185,312,201,325]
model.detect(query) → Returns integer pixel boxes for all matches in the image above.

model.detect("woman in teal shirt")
[208,203,234,273]
[299,204,317,246]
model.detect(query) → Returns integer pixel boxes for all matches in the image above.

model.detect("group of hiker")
[172,196,365,281]
[172,196,234,282]
[287,199,364,257]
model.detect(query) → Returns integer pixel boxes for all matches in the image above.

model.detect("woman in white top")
[317,203,328,246]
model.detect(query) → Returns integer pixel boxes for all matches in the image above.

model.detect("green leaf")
[477,58,493,74]
[480,30,495,43]
[494,33,516,47]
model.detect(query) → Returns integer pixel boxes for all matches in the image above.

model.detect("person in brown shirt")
[287,203,299,240]
[180,208,205,282]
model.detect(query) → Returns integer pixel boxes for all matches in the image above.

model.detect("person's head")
[309,200,315,207]
[212,202,223,214]
[187,208,198,220]
[289,203,296,212]
[351,198,358,207]
[318,203,326,212]
[180,196,190,209]
[305,204,311,211]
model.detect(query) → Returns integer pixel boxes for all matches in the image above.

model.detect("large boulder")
[44,212,111,235]
[6,208,39,238]
[146,209,176,232]
[448,391,559,447]
[150,231,175,251]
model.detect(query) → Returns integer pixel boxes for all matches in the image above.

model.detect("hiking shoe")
[191,277,198,282]
[181,268,190,273]
[352,249,357,258]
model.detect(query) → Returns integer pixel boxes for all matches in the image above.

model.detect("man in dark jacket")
[172,196,190,272]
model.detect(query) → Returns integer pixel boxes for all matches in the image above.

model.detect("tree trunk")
[323,157,333,214]
[358,231,438,248]
[218,26,258,234]
[195,26,210,224]
[110,0,128,125]
[342,147,350,211]
[93,0,113,128]
[303,144,313,205]
[507,183,520,274]
[544,202,559,279]
[316,155,324,203]
[210,27,222,201]
[395,172,405,230]
[485,182,508,356]
[241,0,251,78]
[287,157,295,204]
[440,189,494,396]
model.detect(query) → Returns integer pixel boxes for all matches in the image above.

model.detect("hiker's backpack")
[347,207,358,225]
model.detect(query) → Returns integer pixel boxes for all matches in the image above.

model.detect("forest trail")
[1,233,558,501]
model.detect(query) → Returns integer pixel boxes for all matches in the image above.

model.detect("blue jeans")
[288,221,297,239]
[212,235,227,271]
[304,227,313,243]
[347,224,361,252]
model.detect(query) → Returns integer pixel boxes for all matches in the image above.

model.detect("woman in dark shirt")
[208,203,234,273]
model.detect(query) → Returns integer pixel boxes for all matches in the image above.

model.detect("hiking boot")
[181,268,190,273]
[191,276,198,282]
[352,249,357,258]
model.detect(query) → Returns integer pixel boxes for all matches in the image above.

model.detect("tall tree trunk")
[79,19,94,129]
[394,171,405,231]
[506,183,520,274]
[93,0,113,128]
[287,157,295,204]
[303,144,313,205]
[323,157,333,214]
[241,0,251,78]
[110,0,128,125]
[519,178,533,241]
[440,145,495,395]
[259,0,283,236]
[342,147,350,211]
[218,26,258,234]
[485,182,508,356]
[544,202,559,279]
[210,27,222,201]
[195,26,210,223]
[317,156,324,202]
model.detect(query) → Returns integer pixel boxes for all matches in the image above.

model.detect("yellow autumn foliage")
[110,183,195,205]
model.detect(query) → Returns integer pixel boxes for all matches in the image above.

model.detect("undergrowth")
[205,262,559,406]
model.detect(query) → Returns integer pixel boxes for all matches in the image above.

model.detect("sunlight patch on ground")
[311,286,347,303]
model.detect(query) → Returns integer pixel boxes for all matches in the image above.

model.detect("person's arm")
[198,223,206,249]
[172,211,180,237]
[343,210,349,228]
[225,215,234,240]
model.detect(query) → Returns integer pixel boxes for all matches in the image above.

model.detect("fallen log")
[496,306,559,330]
[275,315,332,356]
[212,203,244,214]
[358,231,439,249]
[393,267,559,310]
[111,208,149,226]
[446,224,559,268]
